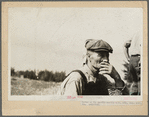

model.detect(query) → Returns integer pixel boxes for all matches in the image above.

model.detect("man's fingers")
[99,71,109,75]
[100,65,109,68]
[100,68,108,71]
[100,62,109,65]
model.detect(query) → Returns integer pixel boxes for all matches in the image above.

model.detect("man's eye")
[98,53,102,56]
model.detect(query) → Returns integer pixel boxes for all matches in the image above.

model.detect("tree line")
[11,67,66,82]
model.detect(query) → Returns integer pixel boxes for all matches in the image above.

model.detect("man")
[124,32,141,68]
[123,32,141,95]
[59,39,128,95]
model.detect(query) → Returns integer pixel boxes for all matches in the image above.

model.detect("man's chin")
[93,66,100,72]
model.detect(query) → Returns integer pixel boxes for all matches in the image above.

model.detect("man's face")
[88,51,109,70]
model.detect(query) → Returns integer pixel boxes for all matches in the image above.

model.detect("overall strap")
[60,70,87,95]
[65,70,87,83]
[71,70,87,93]
[71,70,87,83]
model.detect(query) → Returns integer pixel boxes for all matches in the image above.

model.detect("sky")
[9,7,143,78]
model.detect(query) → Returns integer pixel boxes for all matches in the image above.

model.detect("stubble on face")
[87,51,109,73]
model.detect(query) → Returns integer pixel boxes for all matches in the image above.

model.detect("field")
[11,77,123,95]
[11,77,61,95]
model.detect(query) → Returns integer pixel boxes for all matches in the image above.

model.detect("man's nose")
[102,59,108,63]
[102,57,109,63]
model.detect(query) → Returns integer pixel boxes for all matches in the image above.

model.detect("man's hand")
[124,40,131,62]
[99,62,120,80]
[99,62,125,88]
[124,40,131,48]
[99,61,128,94]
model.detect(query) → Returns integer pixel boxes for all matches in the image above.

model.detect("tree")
[37,70,66,82]
[11,67,15,76]
[122,61,140,95]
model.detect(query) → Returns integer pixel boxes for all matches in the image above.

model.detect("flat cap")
[85,39,113,53]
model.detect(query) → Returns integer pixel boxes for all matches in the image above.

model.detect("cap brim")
[90,49,112,53]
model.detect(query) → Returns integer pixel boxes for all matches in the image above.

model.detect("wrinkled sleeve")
[102,75,115,89]
[108,80,129,95]
[104,76,129,95]
[63,73,83,96]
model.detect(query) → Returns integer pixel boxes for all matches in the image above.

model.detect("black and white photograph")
[8,7,143,101]
[2,1,148,116]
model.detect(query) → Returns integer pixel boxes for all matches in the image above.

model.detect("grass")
[11,77,61,95]
[11,77,123,96]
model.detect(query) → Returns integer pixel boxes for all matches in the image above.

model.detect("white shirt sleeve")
[129,32,141,55]
[62,72,83,96]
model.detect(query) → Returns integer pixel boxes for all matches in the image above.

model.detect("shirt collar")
[82,64,97,83]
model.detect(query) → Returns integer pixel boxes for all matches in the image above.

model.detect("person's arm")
[110,68,129,95]
[63,73,82,96]
[123,40,131,62]
[99,62,129,95]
